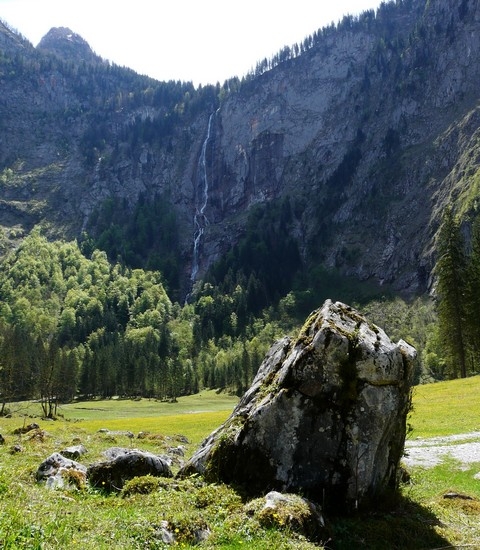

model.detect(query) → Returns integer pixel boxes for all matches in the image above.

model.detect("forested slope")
[1,0,480,410]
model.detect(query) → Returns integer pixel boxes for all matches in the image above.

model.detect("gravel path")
[403,431,480,469]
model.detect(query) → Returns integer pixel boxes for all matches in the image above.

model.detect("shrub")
[121,474,162,497]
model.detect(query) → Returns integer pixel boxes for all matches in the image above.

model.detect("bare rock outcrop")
[179,300,416,512]
[37,27,100,64]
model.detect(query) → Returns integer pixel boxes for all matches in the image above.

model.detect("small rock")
[158,521,175,544]
[167,446,185,457]
[102,447,135,460]
[60,444,87,459]
[37,452,87,490]
[156,520,210,545]
[97,429,134,438]
[13,422,39,435]
[45,467,86,490]
[245,491,325,541]
[443,492,475,500]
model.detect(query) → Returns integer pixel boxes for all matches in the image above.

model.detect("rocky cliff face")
[205,0,480,294]
[1,0,480,299]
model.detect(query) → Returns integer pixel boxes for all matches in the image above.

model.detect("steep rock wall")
[1,0,480,296]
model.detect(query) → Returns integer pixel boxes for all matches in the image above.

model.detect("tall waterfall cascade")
[190,112,215,282]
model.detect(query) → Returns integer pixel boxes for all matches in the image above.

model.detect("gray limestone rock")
[36,452,87,490]
[60,444,87,459]
[87,449,173,491]
[245,491,325,541]
[179,300,416,512]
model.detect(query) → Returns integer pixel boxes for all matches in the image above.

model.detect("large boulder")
[179,300,416,512]
[87,449,173,491]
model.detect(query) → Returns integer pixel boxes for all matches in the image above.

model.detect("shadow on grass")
[329,495,450,550]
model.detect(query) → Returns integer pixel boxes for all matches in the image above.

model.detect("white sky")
[0,0,383,86]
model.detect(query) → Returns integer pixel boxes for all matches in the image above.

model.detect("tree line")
[1,205,475,418]
[0,231,288,416]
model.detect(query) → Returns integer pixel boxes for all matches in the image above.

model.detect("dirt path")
[404,431,480,469]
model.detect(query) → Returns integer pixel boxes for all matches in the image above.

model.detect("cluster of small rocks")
[0,422,46,454]
[34,428,192,493]
[36,445,174,492]
[0,422,189,494]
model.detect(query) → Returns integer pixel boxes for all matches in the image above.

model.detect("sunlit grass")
[410,375,480,437]
[0,390,237,449]
[406,458,480,501]
[401,458,480,549]
[73,410,232,448]
[1,389,237,419]
[1,380,480,547]
[59,389,239,420]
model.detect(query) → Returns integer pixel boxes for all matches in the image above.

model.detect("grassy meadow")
[409,375,480,437]
[0,381,479,548]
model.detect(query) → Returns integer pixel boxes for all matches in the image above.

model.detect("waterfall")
[190,112,215,282]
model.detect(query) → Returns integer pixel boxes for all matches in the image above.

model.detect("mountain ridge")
[1,0,479,303]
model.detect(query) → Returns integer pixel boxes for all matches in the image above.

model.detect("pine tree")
[464,214,480,373]
[436,207,468,378]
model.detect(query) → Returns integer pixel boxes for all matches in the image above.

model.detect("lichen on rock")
[179,300,416,513]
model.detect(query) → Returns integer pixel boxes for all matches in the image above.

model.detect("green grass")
[400,459,480,550]
[60,390,239,420]
[0,381,480,548]
[410,374,480,437]
[1,390,238,448]
[4,389,238,422]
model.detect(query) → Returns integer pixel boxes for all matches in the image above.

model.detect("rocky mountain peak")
[37,27,98,63]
